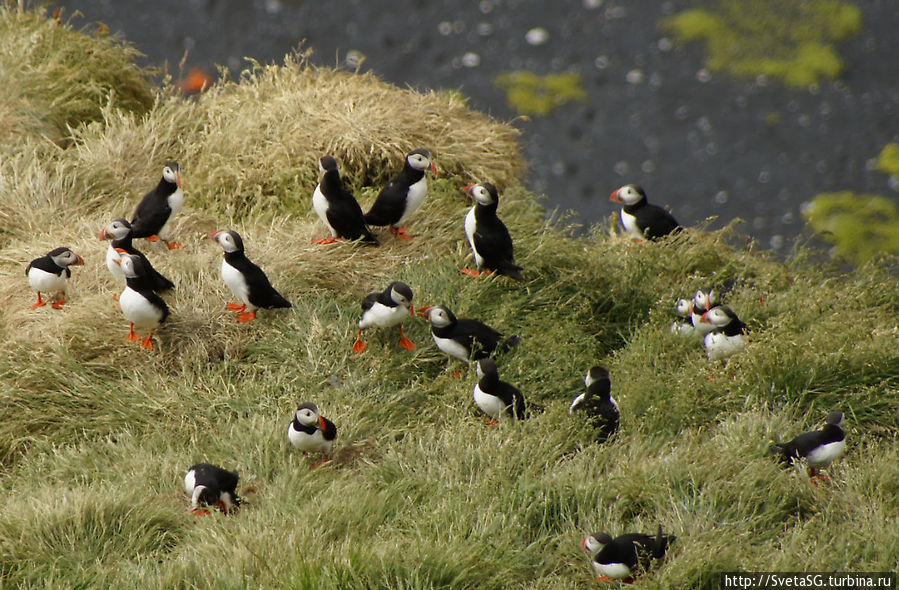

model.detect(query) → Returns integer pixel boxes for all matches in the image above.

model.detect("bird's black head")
[406,148,437,175]
[162,161,182,187]
[476,358,498,379]
[388,282,414,306]
[209,230,245,254]
[425,305,457,329]
[585,366,610,388]
[47,247,85,268]
[319,155,339,173]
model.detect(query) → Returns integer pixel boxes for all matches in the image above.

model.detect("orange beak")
[463,184,475,193]
[430,160,438,176]
[609,189,621,203]
[581,537,589,553]
[700,311,711,324]
[318,416,327,430]
[99,228,108,240]
[409,303,415,316]
[208,230,223,240]
[74,254,85,265]
[176,171,183,189]
[416,305,433,318]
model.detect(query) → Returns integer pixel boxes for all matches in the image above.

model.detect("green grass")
[1,6,898,589]
[661,0,862,87]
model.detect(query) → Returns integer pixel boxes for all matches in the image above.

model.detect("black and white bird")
[419,305,519,365]
[700,305,747,360]
[569,366,620,443]
[582,526,676,583]
[363,148,437,240]
[101,218,174,293]
[691,288,719,336]
[352,281,415,353]
[184,463,240,516]
[609,184,681,241]
[311,155,378,245]
[670,298,695,336]
[473,358,526,424]
[462,182,523,280]
[209,230,291,323]
[130,161,184,250]
[112,251,169,349]
[25,247,84,310]
[771,411,846,484]
[287,402,338,467]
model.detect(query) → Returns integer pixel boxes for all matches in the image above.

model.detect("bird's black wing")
[131,192,172,238]
[473,215,523,279]
[363,179,406,226]
[228,255,291,309]
[455,318,503,359]
[638,205,681,240]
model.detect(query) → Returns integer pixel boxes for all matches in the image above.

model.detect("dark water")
[59,0,899,251]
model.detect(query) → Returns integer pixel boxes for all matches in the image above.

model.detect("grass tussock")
[0,6,897,589]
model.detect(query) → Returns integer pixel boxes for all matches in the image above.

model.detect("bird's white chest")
[464,207,483,266]
[359,301,408,329]
[312,184,334,233]
[473,384,507,418]
[704,331,745,360]
[619,209,642,239]
[221,260,253,308]
[593,561,632,580]
[287,423,332,453]
[183,470,197,495]
[398,176,428,223]
[159,188,184,238]
[119,287,163,329]
[28,267,67,293]
[433,334,470,362]
[105,246,125,282]
[805,439,846,468]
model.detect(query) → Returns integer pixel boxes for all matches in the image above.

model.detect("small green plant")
[803,191,899,263]
[875,143,899,176]
[494,71,587,116]
[661,0,862,87]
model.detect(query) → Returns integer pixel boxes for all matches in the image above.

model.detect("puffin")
[25,247,84,310]
[473,358,526,424]
[363,148,437,240]
[311,155,378,245]
[419,305,520,364]
[113,251,169,349]
[771,411,846,484]
[609,184,681,240]
[184,463,240,516]
[100,218,174,293]
[462,182,523,280]
[691,288,719,336]
[700,305,747,360]
[209,230,291,322]
[287,402,338,467]
[569,365,619,443]
[352,281,416,353]
[582,526,676,583]
[130,161,184,250]
[670,298,695,336]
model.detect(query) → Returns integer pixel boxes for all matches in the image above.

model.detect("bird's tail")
[498,335,521,356]
[497,262,524,281]
[769,442,794,464]
[653,525,675,559]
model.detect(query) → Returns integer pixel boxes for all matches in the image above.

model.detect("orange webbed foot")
[140,335,155,349]
[390,227,413,241]
[226,302,246,312]
[112,293,120,302]
[189,507,211,516]
[126,324,141,342]
[164,240,183,250]
[312,236,338,245]
[237,310,257,323]
[450,369,463,379]
[398,336,416,351]
[28,299,47,310]
[482,417,499,426]
[460,268,483,277]
[352,336,367,354]
[145,235,160,242]
[593,577,615,583]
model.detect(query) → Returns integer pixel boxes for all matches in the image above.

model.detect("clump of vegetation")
[0,3,155,147]
[803,191,899,263]
[0,6,897,589]
[876,142,899,176]
[494,70,587,116]
[661,0,863,87]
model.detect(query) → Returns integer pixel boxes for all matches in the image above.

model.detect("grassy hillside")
[0,6,897,589]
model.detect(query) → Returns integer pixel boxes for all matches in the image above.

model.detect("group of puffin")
[23,155,847,584]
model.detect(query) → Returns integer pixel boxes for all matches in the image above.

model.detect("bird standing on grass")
[184,463,240,516]
[771,411,846,485]
[363,148,437,240]
[352,281,416,353]
[311,155,378,245]
[700,305,747,361]
[419,305,519,372]
[569,365,619,443]
[113,251,169,349]
[101,218,174,293]
[25,247,84,310]
[208,230,291,323]
[609,184,680,241]
[130,161,185,250]
[473,358,526,424]
[461,182,523,280]
[582,526,675,583]
[287,402,338,467]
